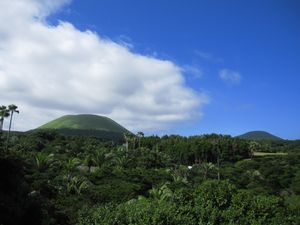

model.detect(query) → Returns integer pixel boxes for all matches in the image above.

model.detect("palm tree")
[123,132,136,151]
[201,162,216,180]
[123,132,130,151]
[0,105,10,133]
[92,149,107,167]
[212,137,221,180]
[65,175,90,195]
[137,131,144,148]
[64,158,81,173]
[149,183,173,202]
[113,155,132,169]
[33,152,55,172]
[171,165,189,183]
[5,104,19,150]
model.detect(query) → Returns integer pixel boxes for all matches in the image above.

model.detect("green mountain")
[37,114,129,141]
[237,131,282,141]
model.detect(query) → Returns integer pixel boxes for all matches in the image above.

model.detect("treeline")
[141,134,252,164]
[257,139,300,153]
[7,131,255,165]
[0,131,299,225]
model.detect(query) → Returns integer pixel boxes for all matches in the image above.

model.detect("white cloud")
[219,69,242,85]
[0,0,209,133]
[183,65,203,78]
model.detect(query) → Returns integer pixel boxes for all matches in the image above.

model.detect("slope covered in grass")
[38,114,128,133]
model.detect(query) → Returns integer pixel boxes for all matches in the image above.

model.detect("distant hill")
[37,114,129,141]
[237,131,282,141]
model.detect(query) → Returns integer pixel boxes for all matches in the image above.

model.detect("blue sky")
[48,0,300,139]
[0,0,299,139]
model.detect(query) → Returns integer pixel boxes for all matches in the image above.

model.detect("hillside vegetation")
[238,131,282,141]
[38,114,128,133]
[0,131,299,225]
[37,114,129,141]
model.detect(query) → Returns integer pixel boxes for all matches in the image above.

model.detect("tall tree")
[5,104,19,150]
[124,132,136,151]
[137,131,144,148]
[124,132,130,152]
[0,105,10,133]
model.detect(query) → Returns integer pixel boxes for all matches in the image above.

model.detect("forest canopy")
[0,129,299,225]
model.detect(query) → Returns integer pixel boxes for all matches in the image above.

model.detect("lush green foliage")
[0,131,299,225]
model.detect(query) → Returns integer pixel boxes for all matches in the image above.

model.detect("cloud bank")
[0,0,208,132]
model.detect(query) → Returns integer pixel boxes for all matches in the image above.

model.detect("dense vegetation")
[0,130,299,225]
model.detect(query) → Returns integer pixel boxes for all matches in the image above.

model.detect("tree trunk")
[217,154,220,181]
[138,137,141,148]
[5,112,13,151]
[0,118,3,132]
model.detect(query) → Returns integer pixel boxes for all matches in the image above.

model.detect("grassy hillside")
[36,114,129,141]
[238,131,282,141]
[38,114,128,133]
